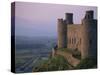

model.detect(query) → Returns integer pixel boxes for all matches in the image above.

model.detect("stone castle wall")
[67,24,82,52]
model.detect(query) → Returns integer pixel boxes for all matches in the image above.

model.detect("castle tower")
[57,19,67,48]
[81,10,97,59]
[65,13,73,24]
[57,13,73,48]
[84,10,94,19]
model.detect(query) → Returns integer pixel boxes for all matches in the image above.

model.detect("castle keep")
[57,10,97,59]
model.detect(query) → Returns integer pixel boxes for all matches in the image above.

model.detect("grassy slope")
[33,55,70,72]
[33,48,97,72]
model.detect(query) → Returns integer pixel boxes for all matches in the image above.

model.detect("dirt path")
[56,50,80,67]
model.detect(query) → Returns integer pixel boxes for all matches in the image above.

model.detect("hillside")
[33,48,97,72]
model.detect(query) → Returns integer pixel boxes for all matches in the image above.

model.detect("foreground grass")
[33,56,97,72]
[75,57,97,69]
[33,55,70,72]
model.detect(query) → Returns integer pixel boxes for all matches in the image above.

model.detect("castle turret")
[57,19,67,48]
[57,13,73,48]
[84,10,94,19]
[81,10,97,59]
[65,13,73,24]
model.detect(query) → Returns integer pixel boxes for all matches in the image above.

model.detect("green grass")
[33,55,70,72]
[33,54,97,72]
[75,57,97,69]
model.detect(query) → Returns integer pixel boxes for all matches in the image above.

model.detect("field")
[15,36,57,73]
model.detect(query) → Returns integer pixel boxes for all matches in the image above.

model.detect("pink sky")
[15,2,97,37]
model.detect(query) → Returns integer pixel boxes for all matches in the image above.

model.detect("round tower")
[57,19,67,48]
[81,10,97,59]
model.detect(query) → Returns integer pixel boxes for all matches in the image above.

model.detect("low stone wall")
[54,50,80,67]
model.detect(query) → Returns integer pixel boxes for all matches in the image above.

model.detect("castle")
[57,10,97,59]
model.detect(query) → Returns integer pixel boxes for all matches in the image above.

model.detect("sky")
[15,2,97,37]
